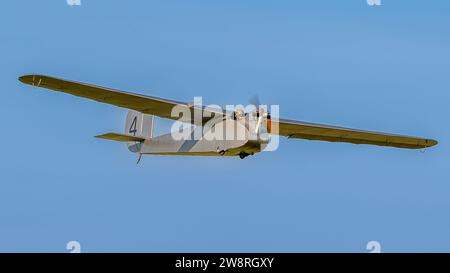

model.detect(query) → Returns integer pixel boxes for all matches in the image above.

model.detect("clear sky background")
[0,0,449,252]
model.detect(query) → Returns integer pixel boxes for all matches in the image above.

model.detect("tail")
[95,110,154,153]
[125,110,154,140]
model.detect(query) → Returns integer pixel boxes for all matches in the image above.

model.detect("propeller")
[248,93,270,117]
[249,93,261,110]
[248,94,271,134]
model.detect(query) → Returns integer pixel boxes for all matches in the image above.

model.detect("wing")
[18,75,224,124]
[272,118,437,149]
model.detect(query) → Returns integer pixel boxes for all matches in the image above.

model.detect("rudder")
[125,110,154,153]
[125,110,154,139]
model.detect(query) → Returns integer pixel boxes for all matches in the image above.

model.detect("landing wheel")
[239,152,249,159]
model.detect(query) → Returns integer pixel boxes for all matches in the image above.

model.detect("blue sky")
[0,0,449,252]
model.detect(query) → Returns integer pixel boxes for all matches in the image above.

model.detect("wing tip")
[18,74,45,86]
[426,139,438,148]
[18,75,31,84]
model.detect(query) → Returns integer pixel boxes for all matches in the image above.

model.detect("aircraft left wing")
[272,118,437,149]
[18,75,223,124]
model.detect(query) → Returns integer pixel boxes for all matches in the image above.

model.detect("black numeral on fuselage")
[129,116,138,136]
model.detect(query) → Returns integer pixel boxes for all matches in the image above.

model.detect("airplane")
[18,75,438,160]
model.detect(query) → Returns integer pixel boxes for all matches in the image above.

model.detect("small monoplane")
[19,75,438,160]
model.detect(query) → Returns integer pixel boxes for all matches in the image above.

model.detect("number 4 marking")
[129,116,138,136]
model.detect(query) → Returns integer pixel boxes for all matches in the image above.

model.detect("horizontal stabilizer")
[95,133,145,142]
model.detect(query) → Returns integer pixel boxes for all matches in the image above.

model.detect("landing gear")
[239,152,250,159]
